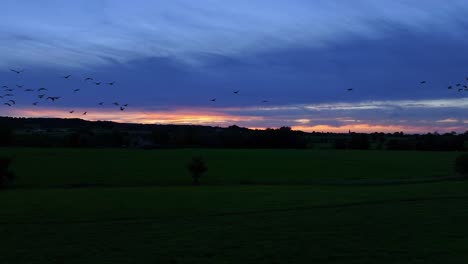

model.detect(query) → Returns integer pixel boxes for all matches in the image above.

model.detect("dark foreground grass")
[1,182,468,263]
[0,148,459,187]
[0,148,466,263]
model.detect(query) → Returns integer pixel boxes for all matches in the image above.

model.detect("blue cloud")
[2,1,468,67]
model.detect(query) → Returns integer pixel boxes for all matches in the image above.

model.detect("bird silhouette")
[38,94,46,99]
[10,69,24,74]
[420,81,426,84]
[7,100,15,105]
[123,104,128,107]
[84,77,93,81]
[46,96,60,102]
[107,82,115,85]
[120,107,125,111]
[347,88,353,91]
[210,98,216,102]
[1,86,8,89]
[24,89,34,92]
[448,86,453,89]
[4,103,11,106]
[32,102,38,105]
[4,89,13,92]
[98,102,104,106]
[16,85,23,88]
[69,110,74,113]
[95,82,101,85]
[458,88,463,92]
[113,102,119,106]
[83,112,87,115]
[456,83,461,87]
[73,89,80,92]
[233,90,240,94]
[261,100,269,103]
[37,88,47,92]
[63,75,71,79]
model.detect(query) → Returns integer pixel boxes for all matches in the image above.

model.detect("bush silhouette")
[0,158,15,188]
[187,156,207,185]
[455,154,468,178]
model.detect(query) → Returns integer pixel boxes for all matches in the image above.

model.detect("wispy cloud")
[2,1,468,68]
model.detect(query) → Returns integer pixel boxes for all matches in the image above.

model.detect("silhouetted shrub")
[187,156,207,185]
[349,134,370,150]
[0,125,13,146]
[0,158,15,188]
[455,154,468,177]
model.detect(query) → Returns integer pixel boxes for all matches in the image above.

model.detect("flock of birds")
[419,79,468,92]
[1,68,274,114]
[1,69,127,115]
[1,68,467,116]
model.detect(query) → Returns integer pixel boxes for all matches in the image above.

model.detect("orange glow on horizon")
[10,107,263,125]
[3,106,466,134]
[290,124,461,134]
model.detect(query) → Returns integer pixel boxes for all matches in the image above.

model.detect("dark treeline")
[0,116,467,151]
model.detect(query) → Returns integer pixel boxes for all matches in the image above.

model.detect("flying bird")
[7,100,15,105]
[233,90,240,94]
[4,89,13,92]
[456,83,461,87]
[113,102,119,106]
[107,82,115,85]
[83,112,87,115]
[210,98,216,102]
[4,103,11,106]
[63,75,71,79]
[1,86,8,89]
[73,89,80,92]
[10,69,24,74]
[46,96,60,102]
[32,102,38,105]
[420,81,426,84]
[95,82,101,85]
[347,88,353,91]
[16,85,23,88]
[24,89,34,92]
[98,102,104,106]
[69,110,74,114]
[38,94,46,99]
[448,86,453,89]
[120,107,125,111]
[84,77,93,81]
[458,88,463,92]
[37,88,47,92]
[261,100,269,103]
[123,104,128,107]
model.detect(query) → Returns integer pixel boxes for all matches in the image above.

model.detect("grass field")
[0,148,467,263]
[0,148,460,187]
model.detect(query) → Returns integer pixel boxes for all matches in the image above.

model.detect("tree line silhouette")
[0,117,467,151]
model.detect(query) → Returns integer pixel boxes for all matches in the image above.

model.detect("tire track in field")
[1,195,468,226]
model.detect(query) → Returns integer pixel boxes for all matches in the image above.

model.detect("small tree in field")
[455,153,468,178]
[187,156,207,185]
[0,158,15,188]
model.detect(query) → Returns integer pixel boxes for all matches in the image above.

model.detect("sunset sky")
[1,1,467,133]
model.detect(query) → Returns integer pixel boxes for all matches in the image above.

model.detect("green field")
[0,148,467,263]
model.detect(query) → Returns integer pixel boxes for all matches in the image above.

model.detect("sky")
[1,0,467,133]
